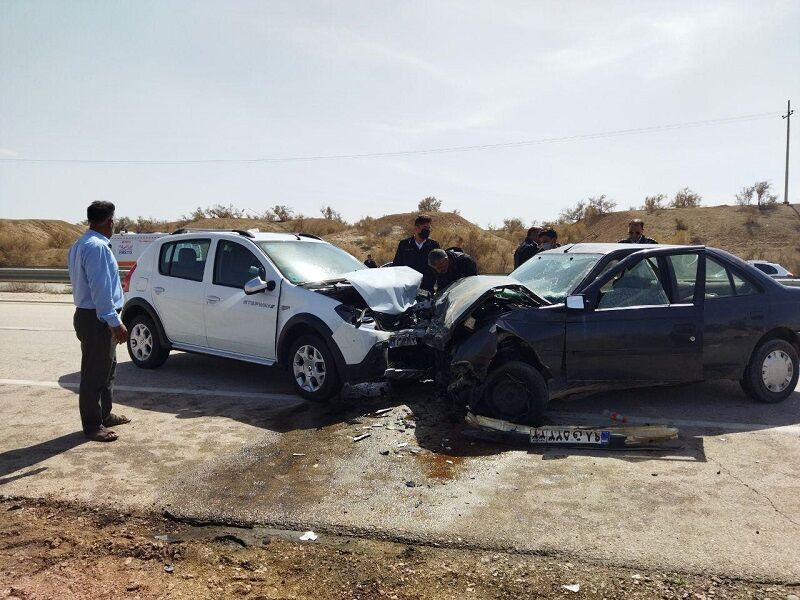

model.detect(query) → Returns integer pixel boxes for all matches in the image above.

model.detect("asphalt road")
[1,294,799,583]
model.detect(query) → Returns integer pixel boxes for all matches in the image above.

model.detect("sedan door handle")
[153,286,165,295]
[206,295,220,304]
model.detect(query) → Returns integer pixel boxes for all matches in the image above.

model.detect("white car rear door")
[150,238,211,347]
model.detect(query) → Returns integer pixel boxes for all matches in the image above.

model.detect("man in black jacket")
[428,248,478,293]
[619,219,657,244]
[513,226,541,269]
[392,214,440,293]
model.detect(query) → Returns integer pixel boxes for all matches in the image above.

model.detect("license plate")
[529,428,610,446]
[389,335,418,348]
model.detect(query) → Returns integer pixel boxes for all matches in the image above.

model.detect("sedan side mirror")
[566,295,587,311]
[244,277,276,295]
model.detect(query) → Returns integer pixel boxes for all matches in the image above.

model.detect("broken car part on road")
[464,412,679,448]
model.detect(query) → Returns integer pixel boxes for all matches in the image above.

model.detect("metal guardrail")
[1,267,799,288]
[0,267,129,283]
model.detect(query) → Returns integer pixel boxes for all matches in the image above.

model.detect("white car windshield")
[258,241,366,284]
[511,252,602,303]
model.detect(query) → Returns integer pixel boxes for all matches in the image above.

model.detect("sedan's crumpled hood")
[336,266,423,315]
[425,275,546,348]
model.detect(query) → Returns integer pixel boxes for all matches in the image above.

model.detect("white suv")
[121,229,424,400]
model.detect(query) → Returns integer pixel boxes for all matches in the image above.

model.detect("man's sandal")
[85,427,118,442]
[104,413,131,427]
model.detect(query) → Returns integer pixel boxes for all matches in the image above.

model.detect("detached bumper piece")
[464,413,679,449]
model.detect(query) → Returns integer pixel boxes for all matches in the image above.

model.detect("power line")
[0,111,779,165]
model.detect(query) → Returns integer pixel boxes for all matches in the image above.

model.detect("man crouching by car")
[428,248,478,294]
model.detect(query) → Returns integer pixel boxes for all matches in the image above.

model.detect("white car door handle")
[206,295,220,304]
[153,286,165,295]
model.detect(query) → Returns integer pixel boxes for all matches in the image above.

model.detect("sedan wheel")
[741,338,799,404]
[292,344,327,393]
[761,349,794,393]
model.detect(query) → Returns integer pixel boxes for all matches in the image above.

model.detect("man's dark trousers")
[73,308,117,433]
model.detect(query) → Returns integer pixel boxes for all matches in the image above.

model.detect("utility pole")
[783,99,793,204]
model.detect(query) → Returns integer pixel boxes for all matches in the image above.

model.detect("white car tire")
[288,334,341,401]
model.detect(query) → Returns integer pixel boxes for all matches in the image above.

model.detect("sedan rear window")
[258,241,366,285]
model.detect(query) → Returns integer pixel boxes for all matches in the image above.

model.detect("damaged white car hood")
[338,266,422,315]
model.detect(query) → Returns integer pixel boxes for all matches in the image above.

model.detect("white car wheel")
[130,322,153,362]
[293,344,327,393]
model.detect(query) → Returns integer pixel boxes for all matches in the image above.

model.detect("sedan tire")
[288,334,341,402]
[741,338,799,403]
[127,314,170,369]
[471,361,548,426]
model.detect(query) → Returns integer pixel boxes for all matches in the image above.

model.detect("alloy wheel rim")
[130,323,153,361]
[293,345,326,393]
[761,350,793,393]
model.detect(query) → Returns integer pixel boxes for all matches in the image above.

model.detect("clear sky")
[1,0,799,226]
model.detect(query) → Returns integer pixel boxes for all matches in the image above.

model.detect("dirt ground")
[1,497,797,600]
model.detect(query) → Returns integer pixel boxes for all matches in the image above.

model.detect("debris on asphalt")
[292,453,306,457]
[352,433,371,442]
[405,481,418,488]
[562,583,580,592]
[379,450,390,456]
[299,531,318,542]
[164,564,174,574]
[396,442,409,448]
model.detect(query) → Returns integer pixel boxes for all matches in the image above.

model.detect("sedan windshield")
[258,241,366,285]
[511,252,602,303]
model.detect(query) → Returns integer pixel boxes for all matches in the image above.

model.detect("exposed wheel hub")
[487,376,531,421]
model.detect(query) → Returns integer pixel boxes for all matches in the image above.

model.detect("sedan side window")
[705,257,734,298]
[755,263,778,275]
[667,254,699,303]
[597,259,669,309]
[214,241,266,289]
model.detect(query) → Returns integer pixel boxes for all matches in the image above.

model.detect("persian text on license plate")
[529,428,610,446]
[389,335,417,348]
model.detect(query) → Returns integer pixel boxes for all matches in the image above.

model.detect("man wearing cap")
[619,219,657,244]
[68,201,130,442]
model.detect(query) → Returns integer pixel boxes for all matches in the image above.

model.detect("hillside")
[573,204,800,272]
[0,219,83,267]
[326,212,517,273]
[2,204,799,273]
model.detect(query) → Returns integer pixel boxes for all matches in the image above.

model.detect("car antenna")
[564,232,598,252]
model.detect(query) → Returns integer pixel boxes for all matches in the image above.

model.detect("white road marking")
[548,411,800,435]
[0,378,303,403]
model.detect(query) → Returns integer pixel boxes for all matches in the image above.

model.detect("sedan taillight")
[122,263,137,293]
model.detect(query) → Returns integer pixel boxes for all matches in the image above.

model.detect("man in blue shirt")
[69,201,130,442]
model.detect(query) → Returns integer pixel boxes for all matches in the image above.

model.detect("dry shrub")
[2,282,48,293]
[48,229,75,248]
[670,230,691,245]
[0,231,42,267]
[675,218,688,231]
